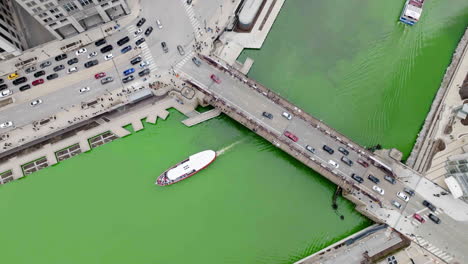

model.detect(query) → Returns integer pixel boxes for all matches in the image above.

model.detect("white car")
[30,99,42,106]
[373,185,385,195]
[397,191,410,202]
[104,54,113,61]
[134,28,143,36]
[87,51,97,58]
[156,19,163,29]
[282,111,292,120]
[76,48,87,55]
[0,89,12,98]
[139,61,149,68]
[67,67,78,74]
[79,87,91,93]
[0,121,13,128]
[328,160,339,169]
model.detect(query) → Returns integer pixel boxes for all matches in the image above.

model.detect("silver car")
[177,45,185,56]
[101,77,113,84]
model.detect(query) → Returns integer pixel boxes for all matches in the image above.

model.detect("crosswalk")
[173,51,194,73]
[181,0,203,38]
[138,42,158,72]
[414,236,454,263]
[410,207,443,226]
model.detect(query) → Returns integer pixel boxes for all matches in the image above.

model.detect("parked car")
[413,213,425,223]
[34,70,45,78]
[121,45,132,53]
[262,111,273,119]
[100,45,113,53]
[177,45,185,55]
[284,131,298,142]
[138,68,150,77]
[328,160,339,169]
[0,89,12,97]
[135,38,146,46]
[351,173,364,183]
[404,188,415,197]
[75,48,87,55]
[161,41,168,53]
[55,54,67,61]
[46,73,58,80]
[95,72,106,79]
[282,111,292,120]
[0,78,3,84]
[79,87,91,93]
[8,72,19,80]
[95,38,107,46]
[136,17,146,27]
[397,191,409,202]
[305,145,315,154]
[192,57,202,67]
[134,28,143,36]
[210,74,221,84]
[67,67,78,74]
[144,26,153,36]
[357,158,369,168]
[123,68,135,76]
[391,200,402,209]
[88,51,97,58]
[19,84,31,92]
[53,64,65,72]
[30,99,42,106]
[367,174,380,184]
[384,175,396,184]
[12,77,27,85]
[0,84,8,90]
[338,147,349,156]
[84,59,98,68]
[40,61,52,68]
[25,66,36,73]
[32,79,44,86]
[104,53,113,60]
[139,61,149,68]
[323,145,334,154]
[67,58,79,65]
[122,75,134,83]
[372,185,385,195]
[422,200,436,212]
[156,19,163,29]
[341,156,353,166]
[117,36,130,46]
[101,77,113,84]
[0,121,14,128]
[428,213,441,224]
[131,57,142,65]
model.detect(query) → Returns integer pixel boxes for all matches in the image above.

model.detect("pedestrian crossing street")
[180,0,203,38]
[174,51,194,73]
[414,236,454,263]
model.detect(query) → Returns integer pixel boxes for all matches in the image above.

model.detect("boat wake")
[216,139,244,156]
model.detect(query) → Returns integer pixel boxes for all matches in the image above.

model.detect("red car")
[210,74,221,84]
[357,158,369,168]
[32,79,44,86]
[95,72,106,79]
[413,213,425,223]
[284,131,298,142]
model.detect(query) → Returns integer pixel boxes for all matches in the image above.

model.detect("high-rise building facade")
[0,0,25,60]
[14,0,130,39]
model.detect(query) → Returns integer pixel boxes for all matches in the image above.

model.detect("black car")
[122,75,134,83]
[367,174,380,184]
[0,84,8,90]
[0,78,3,84]
[95,38,107,46]
[428,213,441,224]
[145,26,153,36]
[46,73,58,80]
[84,59,98,68]
[138,68,150,77]
[422,200,437,212]
[135,38,146,46]
[55,54,67,61]
[53,65,65,72]
[67,58,78,65]
[40,61,52,68]
[12,77,27,85]
[338,147,349,156]
[130,57,142,65]
[100,44,113,53]
[19,84,31,91]
[323,145,334,154]
[137,17,146,27]
[341,156,353,166]
[117,36,130,46]
[404,188,415,197]
[384,175,396,184]
[351,173,364,184]
[262,111,273,119]
[25,66,36,74]
[34,70,45,77]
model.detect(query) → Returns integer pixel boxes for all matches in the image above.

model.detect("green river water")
[1,1,467,264]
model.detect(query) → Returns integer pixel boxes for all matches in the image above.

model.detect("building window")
[63,2,78,12]
[78,0,93,6]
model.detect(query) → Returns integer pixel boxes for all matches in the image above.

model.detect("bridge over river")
[175,55,468,264]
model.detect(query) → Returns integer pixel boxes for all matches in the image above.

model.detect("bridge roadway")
[177,55,468,263]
